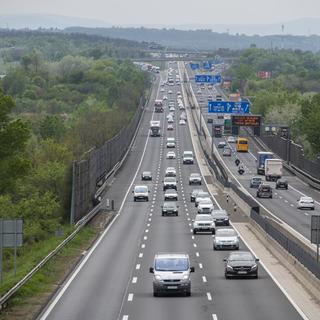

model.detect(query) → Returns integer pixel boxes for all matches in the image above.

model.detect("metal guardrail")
[0,77,156,310]
[0,203,100,310]
[183,66,320,280]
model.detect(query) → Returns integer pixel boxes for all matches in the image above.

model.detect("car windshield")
[192,189,203,195]
[191,173,200,177]
[165,189,176,194]
[184,152,193,156]
[165,177,176,182]
[135,186,147,193]
[143,172,151,176]
[216,229,237,237]
[213,213,227,219]
[229,253,254,261]
[197,193,209,198]
[195,215,212,221]
[155,258,189,271]
[253,178,261,182]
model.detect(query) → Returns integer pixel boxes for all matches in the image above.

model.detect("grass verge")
[0,225,99,320]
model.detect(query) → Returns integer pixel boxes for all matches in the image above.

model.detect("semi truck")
[150,120,161,137]
[257,151,274,175]
[154,100,164,113]
[265,158,283,181]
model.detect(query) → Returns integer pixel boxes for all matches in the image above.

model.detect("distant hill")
[0,14,111,30]
[64,27,320,52]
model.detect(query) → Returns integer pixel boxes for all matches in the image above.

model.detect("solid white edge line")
[39,73,163,320]
[181,62,310,320]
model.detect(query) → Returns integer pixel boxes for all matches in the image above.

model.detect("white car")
[227,136,236,143]
[213,228,239,250]
[297,196,315,210]
[164,189,178,201]
[163,95,168,100]
[197,199,214,214]
[179,119,186,125]
[193,214,215,234]
[167,116,174,123]
[169,106,175,112]
[160,88,165,92]
[197,89,202,94]
[133,185,149,202]
[166,137,176,148]
[165,167,177,177]
[168,90,173,94]
[166,151,176,159]
[195,192,210,207]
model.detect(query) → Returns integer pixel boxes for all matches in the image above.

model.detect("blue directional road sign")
[195,74,221,84]
[190,63,200,70]
[208,101,250,114]
[203,61,212,70]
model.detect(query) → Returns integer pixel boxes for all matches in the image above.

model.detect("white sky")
[1,0,320,25]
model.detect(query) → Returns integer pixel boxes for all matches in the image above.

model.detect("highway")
[186,64,320,241]
[38,64,304,320]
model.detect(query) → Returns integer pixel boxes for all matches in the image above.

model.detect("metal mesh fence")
[260,133,320,180]
[71,98,145,223]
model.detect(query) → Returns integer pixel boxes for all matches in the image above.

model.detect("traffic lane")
[41,75,166,320]
[195,235,303,320]
[120,119,215,319]
[176,99,303,319]
[181,81,304,320]
[216,146,315,238]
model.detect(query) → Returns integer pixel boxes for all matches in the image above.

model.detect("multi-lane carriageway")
[186,63,320,242]
[38,65,305,320]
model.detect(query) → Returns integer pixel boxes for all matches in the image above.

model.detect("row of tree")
[0,31,150,268]
[227,47,320,157]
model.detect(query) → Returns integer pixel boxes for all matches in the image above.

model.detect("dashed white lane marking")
[207,292,212,301]
[290,204,294,207]
[193,243,197,248]
[132,277,137,284]
[304,212,309,216]
[141,244,146,249]
[212,315,218,320]
[139,253,143,258]
[150,208,154,212]
[190,229,193,233]
[189,223,192,226]
[145,229,149,233]
[196,252,199,257]
[147,223,150,227]
[149,213,153,217]
[128,293,134,301]
[136,264,140,270]
[279,196,283,199]
[144,236,148,240]
[284,199,288,203]
[192,235,195,239]
[186,212,189,216]
[202,276,207,283]
[187,217,191,221]
[148,218,152,221]
[199,263,203,269]
[122,316,129,320]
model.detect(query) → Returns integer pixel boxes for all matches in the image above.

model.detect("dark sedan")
[141,171,152,181]
[224,251,259,279]
[211,210,230,226]
[276,179,288,190]
[162,202,178,216]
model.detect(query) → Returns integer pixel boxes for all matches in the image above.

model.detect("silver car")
[213,228,239,250]
[149,253,195,296]
[189,173,202,185]
[193,214,215,234]
[164,189,178,201]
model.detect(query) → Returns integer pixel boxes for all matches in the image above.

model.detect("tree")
[0,90,30,193]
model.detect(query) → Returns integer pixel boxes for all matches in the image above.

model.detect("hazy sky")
[1,0,320,25]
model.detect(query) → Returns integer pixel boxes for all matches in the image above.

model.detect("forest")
[226,47,320,157]
[0,31,151,283]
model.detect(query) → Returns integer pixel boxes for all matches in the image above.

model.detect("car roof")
[155,253,189,259]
